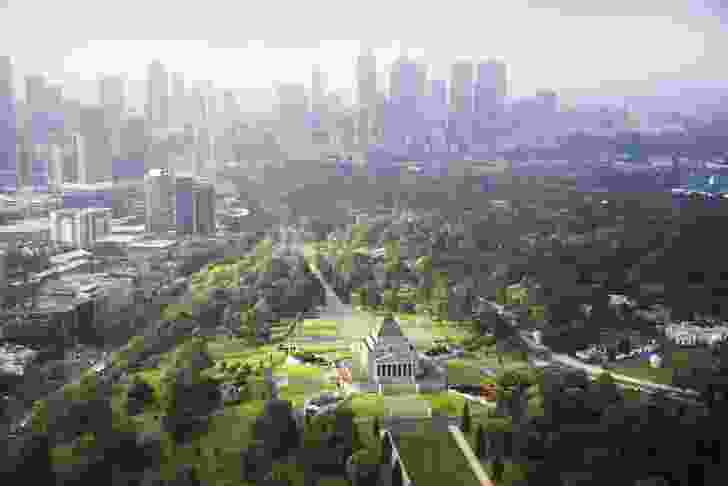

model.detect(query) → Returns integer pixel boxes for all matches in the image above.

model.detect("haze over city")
[3,0,728,112]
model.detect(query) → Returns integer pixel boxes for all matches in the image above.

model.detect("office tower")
[475,60,507,115]
[385,56,421,150]
[175,175,215,235]
[195,127,211,175]
[204,81,217,135]
[190,83,207,128]
[223,90,239,128]
[99,74,126,159]
[427,79,449,152]
[49,207,112,249]
[48,142,64,190]
[25,74,48,113]
[0,55,17,192]
[68,132,86,184]
[99,74,126,112]
[415,62,428,99]
[311,65,327,114]
[79,105,112,183]
[147,60,169,130]
[276,83,309,151]
[450,61,475,151]
[356,50,377,148]
[451,61,474,114]
[144,167,176,233]
[475,60,508,148]
[118,114,148,168]
[170,72,186,129]
[357,49,377,107]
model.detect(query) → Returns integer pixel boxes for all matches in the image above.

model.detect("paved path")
[291,241,376,343]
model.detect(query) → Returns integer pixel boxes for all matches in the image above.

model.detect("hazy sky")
[1,0,728,109]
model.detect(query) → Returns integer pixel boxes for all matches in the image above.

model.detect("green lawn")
[395,421,482,486]
[382,395,430,417]
[612,363,674,386]
[299,319,339,337]
[349,393,386,417]
[420,391,467,416]
[380,383,418,396]
[275,363,327,380]
[446,360,490,386]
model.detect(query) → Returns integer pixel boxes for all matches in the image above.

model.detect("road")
[480,299,703,403]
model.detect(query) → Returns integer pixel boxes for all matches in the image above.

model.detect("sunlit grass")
[349,393,386,417]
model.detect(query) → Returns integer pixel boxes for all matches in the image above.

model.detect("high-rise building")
[451,61,474,114]
[190,83,207,128]
[99,74,126,158]
[474,60,508,147]
[144,167,175,234]
[175,175,215,235]
[25,74,48,113]
[79,105,112,183]
[223,90,239,128]
[146,60,169,130]
[99,74,126,112]
[0,56,17,192]
[68,132,86,184]
[170,72,186,129]
[118,114,148,170]
[276,83,309,150]
[415,62,428,100]
[356,50,377,148]
[475,60,507,116]
[356,48,377,108]
[311,65,327,114]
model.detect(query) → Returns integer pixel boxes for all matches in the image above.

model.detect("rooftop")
[128,239,177,250]
[110,224,146,234]
[95,234,144,244]
[49,249,92,265]
[0,219,49,233]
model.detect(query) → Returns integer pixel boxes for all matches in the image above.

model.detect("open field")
[383,395,431,417]
[395,420,483,486]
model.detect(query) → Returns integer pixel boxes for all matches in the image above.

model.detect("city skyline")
[2,0,728,112]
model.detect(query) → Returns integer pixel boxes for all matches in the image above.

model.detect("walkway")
[291,241,377,344]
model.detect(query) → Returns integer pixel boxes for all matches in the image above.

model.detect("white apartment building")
[664,322,728,347]
[49,208,112,249]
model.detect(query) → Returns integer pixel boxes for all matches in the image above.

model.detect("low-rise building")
[361,315,419,385]
[663,322,728,347]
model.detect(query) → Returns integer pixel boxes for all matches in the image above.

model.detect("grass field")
[383,395,431,417]
[298,319,340,337]
[612,362,674,386]
[395,421,483,486]
[349,393,386,417]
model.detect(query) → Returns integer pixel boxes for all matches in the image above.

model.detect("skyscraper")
[311,64,327,114]
[147,60,169,130]
[450,61,474,114]
[0,56,17,192]
[450,61,475,151]
[171,72,186,129]
[25,74,48,114]
[356,50,377,148]
[144,167,176,234]
[357,48,377,108]
[175,175,215,235]
[99,75,126,114]
[475,60,508,147]
[475,60,507,115]
[79,105,112,183]
[99,74,126,158]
